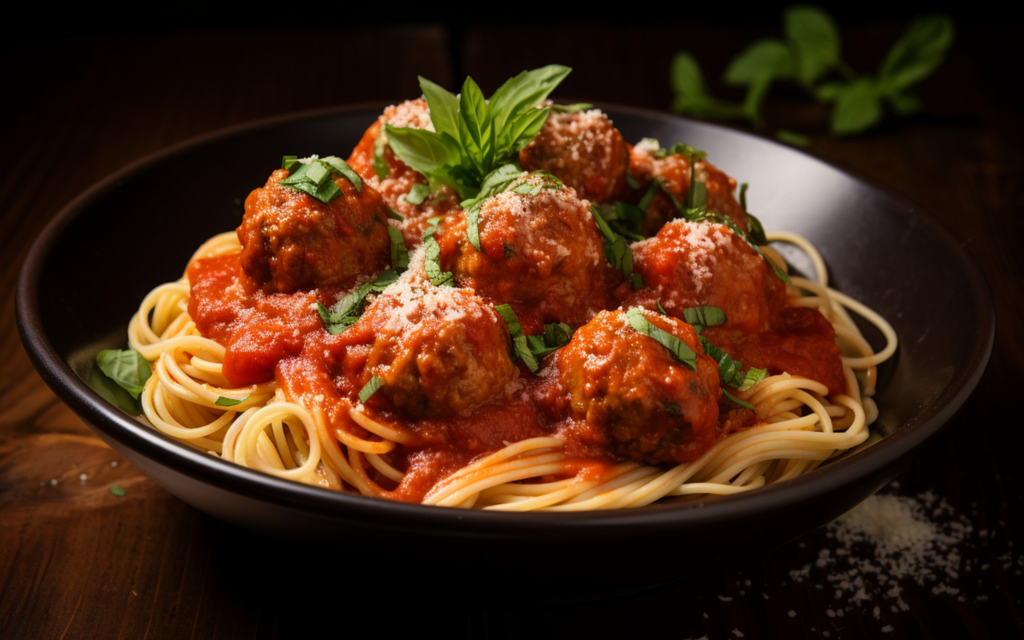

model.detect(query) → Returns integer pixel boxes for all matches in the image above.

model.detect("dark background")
[2,7,1022,639]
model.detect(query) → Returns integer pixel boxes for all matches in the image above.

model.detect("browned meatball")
[347,99,461,247]
[554,309,722,464]
[437,173,608,331]
[630,219,786,334]
[356,281,517,418]
[519,109,629,203]
[628,139,748,236]
[237,167,391,294]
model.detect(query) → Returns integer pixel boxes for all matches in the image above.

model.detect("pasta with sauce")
[110,69,897,511]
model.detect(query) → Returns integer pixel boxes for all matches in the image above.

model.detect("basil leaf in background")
[96,348,151,399]
[814,81,847,102]
[215,394,251,407]
[359,376,385,403]
[886,91,923,116]
[86,364,140,415]
[626,308,697,370]
[404,183,430,205]
[784,5,841,85]
[110,485,127,497]
[670,53,747,121]
[724,39,796,86]
[878,15,954,94]
[550,103,593,113]
[776,130,811,147]
[830,78,882,135]
[683,306,728,328]
[372,133,390,181]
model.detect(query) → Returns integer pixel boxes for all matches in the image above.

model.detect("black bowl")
[17,104,994,599]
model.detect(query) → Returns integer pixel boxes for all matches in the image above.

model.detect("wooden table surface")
[1,22,1021,639]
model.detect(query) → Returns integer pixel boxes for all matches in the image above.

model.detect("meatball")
[356,281,517,418]
[631,219,786,334]
[437,173,607,330]
[238,167,391,293]
[519,108,629,203]
[628,139,748,236]
[555,309,721,464]
[347,98,461,247]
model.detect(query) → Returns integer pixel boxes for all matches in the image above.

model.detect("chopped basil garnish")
[387,226,409,270]
[317,269,401,335]
[625,307,697,370]
[682,306,727,328]
[95,348,151,399]
[359,376,384,403]
[278,155,361,204]
[591,205,643,289]
[738,183,769,246]
[681,305,767,403]
[549,103,593,113]
[215,394,251,407]
[404,183,430,205]
[373,133,390,181]
[423,236,455,287]
[495,304,573,373]
[685,207,789,283]
[467,207,481,251]
[386,207,404,221]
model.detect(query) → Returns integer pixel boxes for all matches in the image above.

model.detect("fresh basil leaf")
[886,90,922,116]
[386,207,404,221]
[418,75,463,141]
[784,5,841,85]
[671,52,711,103]
[815,81,847,103]
[550,103,593,113]
[683,306,727,328]
[372,269,400,289]
[96,348,151,399]
[830,78,882,136]
[512,335,539,372]
[776,129,811,147]
[86,364,140,415]
[359,376,385,403]
[502,107,551,155]
[384,124,460,180]
[724,39,796,86]
[736,367,768,391]
[404,183,430,205]
[878,15,954,94]
[458,76,495,174]
[215,394,251,407]
[373,134,390,181]
[626,308,697,370]
[488,65,571,141]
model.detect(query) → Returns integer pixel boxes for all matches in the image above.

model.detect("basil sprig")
[317,269,401,335]
[495,304,573,373]
[625,307,697,370]
[279,155,361,204]
[385,66,571,200]
[671,9,954,138]
[679,305,768,409]
[591,205,643,289]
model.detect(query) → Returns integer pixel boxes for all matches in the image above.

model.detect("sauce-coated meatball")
[555,309,722,464]
[438,173,607,331]
[238,167,390,294]
[348,99,461,246]
[632,220,785,334]
[628,139,748,236]
[356,281,517,418]
[519,109,629,203]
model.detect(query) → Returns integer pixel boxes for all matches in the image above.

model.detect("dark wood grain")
[2,22,1021,639]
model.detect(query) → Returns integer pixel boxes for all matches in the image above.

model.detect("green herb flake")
[386,207,404,221]
[281,155,300,171]
[722,388,755,410]
[373,133,391,181]
[215,394,251,407]
[95,348,152,399]
[625,307,697,370]
[110,485,127,497]
[683,306,727,328]
[387,226,409,270]
[359,376,385,403]
[550,103,593,113]
[404,183,430,205]
[322,156,362,192]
